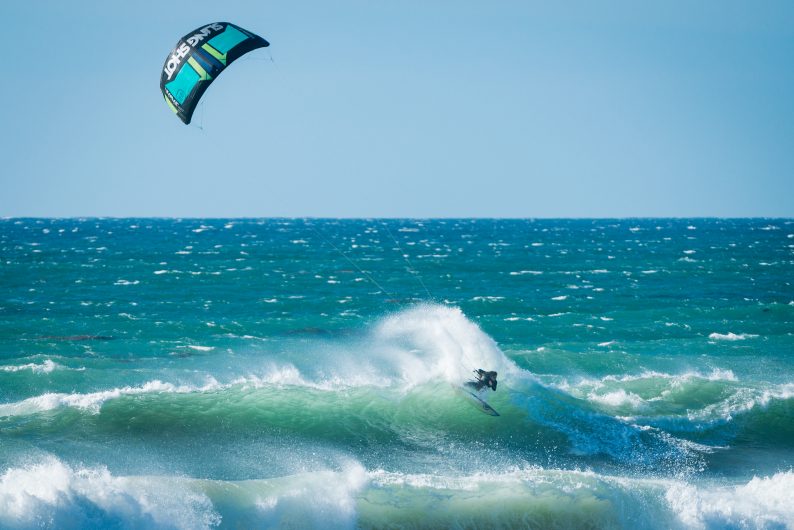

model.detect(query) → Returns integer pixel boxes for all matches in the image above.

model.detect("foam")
[369,466,549,491]
[666,471,794,528]
[471,296,505,302]
[693,382,794,422]
[249,462,368,529]
[553,368,738,389]
[0,457,219,529]
[564,369,791,426]
[0,379,221,417]
[230,363,392,392]
[708,332,759,341]
[372,304,520,387]
[600,368,738,384]
[0,359,58,373]
[552,369,739,415]
[588,389,647,410]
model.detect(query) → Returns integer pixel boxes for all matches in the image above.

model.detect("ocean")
[1,218,792,529]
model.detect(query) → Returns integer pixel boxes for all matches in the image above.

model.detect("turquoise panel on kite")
[207,25,250,54]
[166,64,200,105]
[160,22,269,124]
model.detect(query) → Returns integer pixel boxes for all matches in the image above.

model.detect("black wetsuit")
[467,370,497,391]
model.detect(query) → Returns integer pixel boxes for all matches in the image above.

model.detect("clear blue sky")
[2,1,792,217]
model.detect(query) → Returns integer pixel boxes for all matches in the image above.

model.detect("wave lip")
[246,462,368,529]
[0,379,221,417]
[0,456,367,530]
[555,367,794,429]
[0,457,219,530]
[371,304,520,387]
[552,368,741,414]
[691,382,794,423]
[3,456,794,530]
[0,301,517,418]
[666,471,794,529]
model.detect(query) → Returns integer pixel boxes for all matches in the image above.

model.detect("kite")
[160,22,269,124]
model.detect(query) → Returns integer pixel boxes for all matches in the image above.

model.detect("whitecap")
[708,332,758,341]
[472,296,505,302]
[186,345,214,352]
[0,359,58,374]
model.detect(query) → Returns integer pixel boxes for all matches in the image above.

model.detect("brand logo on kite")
[163,23,225,80]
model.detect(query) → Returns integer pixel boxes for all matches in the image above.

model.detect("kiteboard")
[454,384,500,416]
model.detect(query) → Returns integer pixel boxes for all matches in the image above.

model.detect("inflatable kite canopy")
[160,22,269,124]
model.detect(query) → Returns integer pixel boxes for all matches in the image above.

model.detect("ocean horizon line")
[3,215,793,221]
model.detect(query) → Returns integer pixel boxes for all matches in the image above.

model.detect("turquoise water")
[1,218,792,529]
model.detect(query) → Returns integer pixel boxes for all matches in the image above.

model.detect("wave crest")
[0,457,219,529]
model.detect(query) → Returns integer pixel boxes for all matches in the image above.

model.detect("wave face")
[1,218,793,528]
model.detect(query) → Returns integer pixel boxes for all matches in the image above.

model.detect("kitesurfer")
[466,369,497,392]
